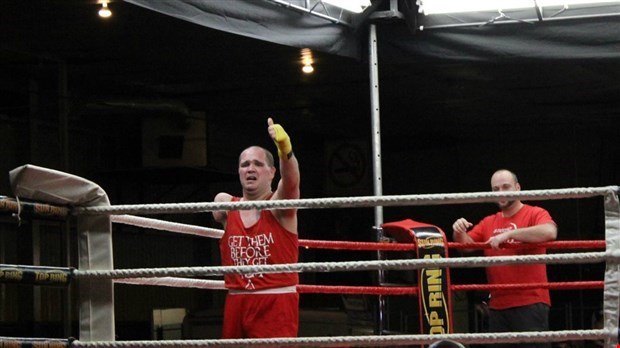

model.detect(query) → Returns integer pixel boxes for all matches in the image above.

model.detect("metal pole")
[369,23,385,335]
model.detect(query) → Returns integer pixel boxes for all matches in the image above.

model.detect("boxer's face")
[239,147,276,195]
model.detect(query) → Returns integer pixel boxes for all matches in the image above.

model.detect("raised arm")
[268,117,300,202]
[267,118,300,232]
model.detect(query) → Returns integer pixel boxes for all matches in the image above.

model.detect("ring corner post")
[77,211,115,342]
[603,190,620,348]
[8,164,116,342]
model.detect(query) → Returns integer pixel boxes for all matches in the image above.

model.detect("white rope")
[70,329,614,347]
[115,277,225,290]
[66,188,619,347]
[111,214,223,239]
[73,186,619,216]
[74,251,611,280]
[72,188,619,347]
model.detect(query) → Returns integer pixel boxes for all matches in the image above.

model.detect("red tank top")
[220,197,299,290]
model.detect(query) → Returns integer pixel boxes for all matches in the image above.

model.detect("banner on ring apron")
[0,264,72,286]
[382,219,453,337]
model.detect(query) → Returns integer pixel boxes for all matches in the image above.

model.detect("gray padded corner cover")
[9,164,109,206]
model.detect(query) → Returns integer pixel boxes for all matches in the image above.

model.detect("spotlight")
[99,1,112,18]
[302,64,314,74]
[300,48,314,74]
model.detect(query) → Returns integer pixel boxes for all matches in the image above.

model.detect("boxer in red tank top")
[213,117,300,339]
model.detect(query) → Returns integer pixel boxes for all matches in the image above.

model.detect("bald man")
[213,118,300,339]
[452,169,557,348]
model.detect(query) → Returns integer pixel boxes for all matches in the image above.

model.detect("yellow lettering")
[33,272,69,283]
[426,268,442,284]
[34,204,68,217]
[429,325,446,334]
[429,292,443,307]
[0,270,23,281]
[418,237,444,248]
[35,272,50,281]
[428,284,441,292]
[48,273,68,283]
[429,311,444,326]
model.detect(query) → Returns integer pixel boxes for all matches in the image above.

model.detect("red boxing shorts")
[221,291,299,339]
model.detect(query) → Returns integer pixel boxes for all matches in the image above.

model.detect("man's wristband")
[286,151,294,159]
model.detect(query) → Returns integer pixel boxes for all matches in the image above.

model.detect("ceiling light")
[300,48,314,74]
[99,1,112,18]
[322,0,372,13]
[302,64,314,74]
[420,0,619,15]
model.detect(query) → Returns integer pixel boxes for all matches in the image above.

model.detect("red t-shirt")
[220,197,299,290]
[468,204,555,309]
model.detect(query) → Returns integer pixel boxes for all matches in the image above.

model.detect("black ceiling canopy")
[124,0,376,59]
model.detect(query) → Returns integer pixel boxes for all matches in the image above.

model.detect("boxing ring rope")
[0,260,601,294]
[108,212,610,318]
[116,278,605,295]
[0,262,604,293]
[4,164,620,347]
[108,213,607,293]
[74,186,619,215]
[0,257,615,347]
[1,330,614,348]
[115,277,604,295]
[110,208,606,294]
[1,221,613,347]
[115,277,226,290]
[70,329,616,348]
[4,208,620,346]
[111,213,607,250]
[110,215,223,239]
[73,251,611,279]
[304,239,607,250]
[109,212,607,295]
[85,185,620,347]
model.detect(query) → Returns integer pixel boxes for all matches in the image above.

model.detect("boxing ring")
[1,164,619,347]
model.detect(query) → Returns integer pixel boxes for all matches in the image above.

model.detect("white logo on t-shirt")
[492,223,518,243]
[228,232,274,288]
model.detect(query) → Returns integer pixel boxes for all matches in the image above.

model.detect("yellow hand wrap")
[271,123,293,160]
